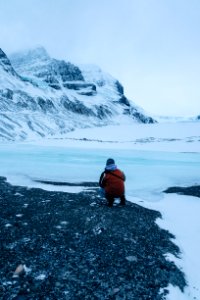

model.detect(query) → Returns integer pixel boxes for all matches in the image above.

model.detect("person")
[99,158,126,207]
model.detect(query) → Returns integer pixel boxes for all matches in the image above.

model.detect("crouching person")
[99,158,126,207]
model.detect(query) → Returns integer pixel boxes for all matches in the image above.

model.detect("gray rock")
[0,176,186,299]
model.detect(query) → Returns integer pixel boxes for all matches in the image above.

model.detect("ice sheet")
[0,144,199,201]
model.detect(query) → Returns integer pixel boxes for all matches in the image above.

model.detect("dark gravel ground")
[0,176,187,300]
[164,185,200,198]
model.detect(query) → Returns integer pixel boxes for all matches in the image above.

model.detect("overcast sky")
[0,0,200,117]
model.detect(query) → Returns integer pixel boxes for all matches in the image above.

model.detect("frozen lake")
[0,143,199,201]
[1,121,200,299]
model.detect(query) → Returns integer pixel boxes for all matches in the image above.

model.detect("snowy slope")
[0,47,156,141]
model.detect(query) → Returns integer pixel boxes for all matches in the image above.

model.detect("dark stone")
[32,59,84,88]
[0,48,11,66]
[43,73,59,86]
[34,180,98,187]
[78,91,96,96]
[61,96,95,116]
[15,91,37,111]
[49,84,61,90]
[130,108,157,124]
[164,185,200,198]
[63,82,96,91]
[37,97,46,110]
[0,176,186,299]
[0,48,7,59]
[0,89,13,99]
[95,105,112,119]
[118,95,130,106]
[115,80,124,94]
[37,97,55,112]
[0,48,17,75]
[56,60,84,82]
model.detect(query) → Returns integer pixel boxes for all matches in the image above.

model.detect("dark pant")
[105,194,126,207]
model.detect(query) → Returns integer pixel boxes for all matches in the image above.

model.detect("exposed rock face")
[0,49,17,76]
[0,47,156,141]
[11,47,84,89]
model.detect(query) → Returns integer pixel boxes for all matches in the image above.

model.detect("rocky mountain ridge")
[0,47,155,141]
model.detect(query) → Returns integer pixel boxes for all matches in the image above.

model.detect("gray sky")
[0,0,200,116]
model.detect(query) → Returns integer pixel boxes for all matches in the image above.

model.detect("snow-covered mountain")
[0,47,155,141]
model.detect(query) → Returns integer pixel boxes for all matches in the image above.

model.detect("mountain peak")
[21,46,50,60]
[10,47,50,69]
[0,47,156,141]
[13,46,49,57]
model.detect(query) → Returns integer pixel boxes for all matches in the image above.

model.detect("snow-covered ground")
[0,121,200,299]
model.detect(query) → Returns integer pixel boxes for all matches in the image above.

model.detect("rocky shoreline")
[0,176,187,300]
[164,185,200,198]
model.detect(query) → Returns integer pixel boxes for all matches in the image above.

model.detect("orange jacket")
[99,169,125,197]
